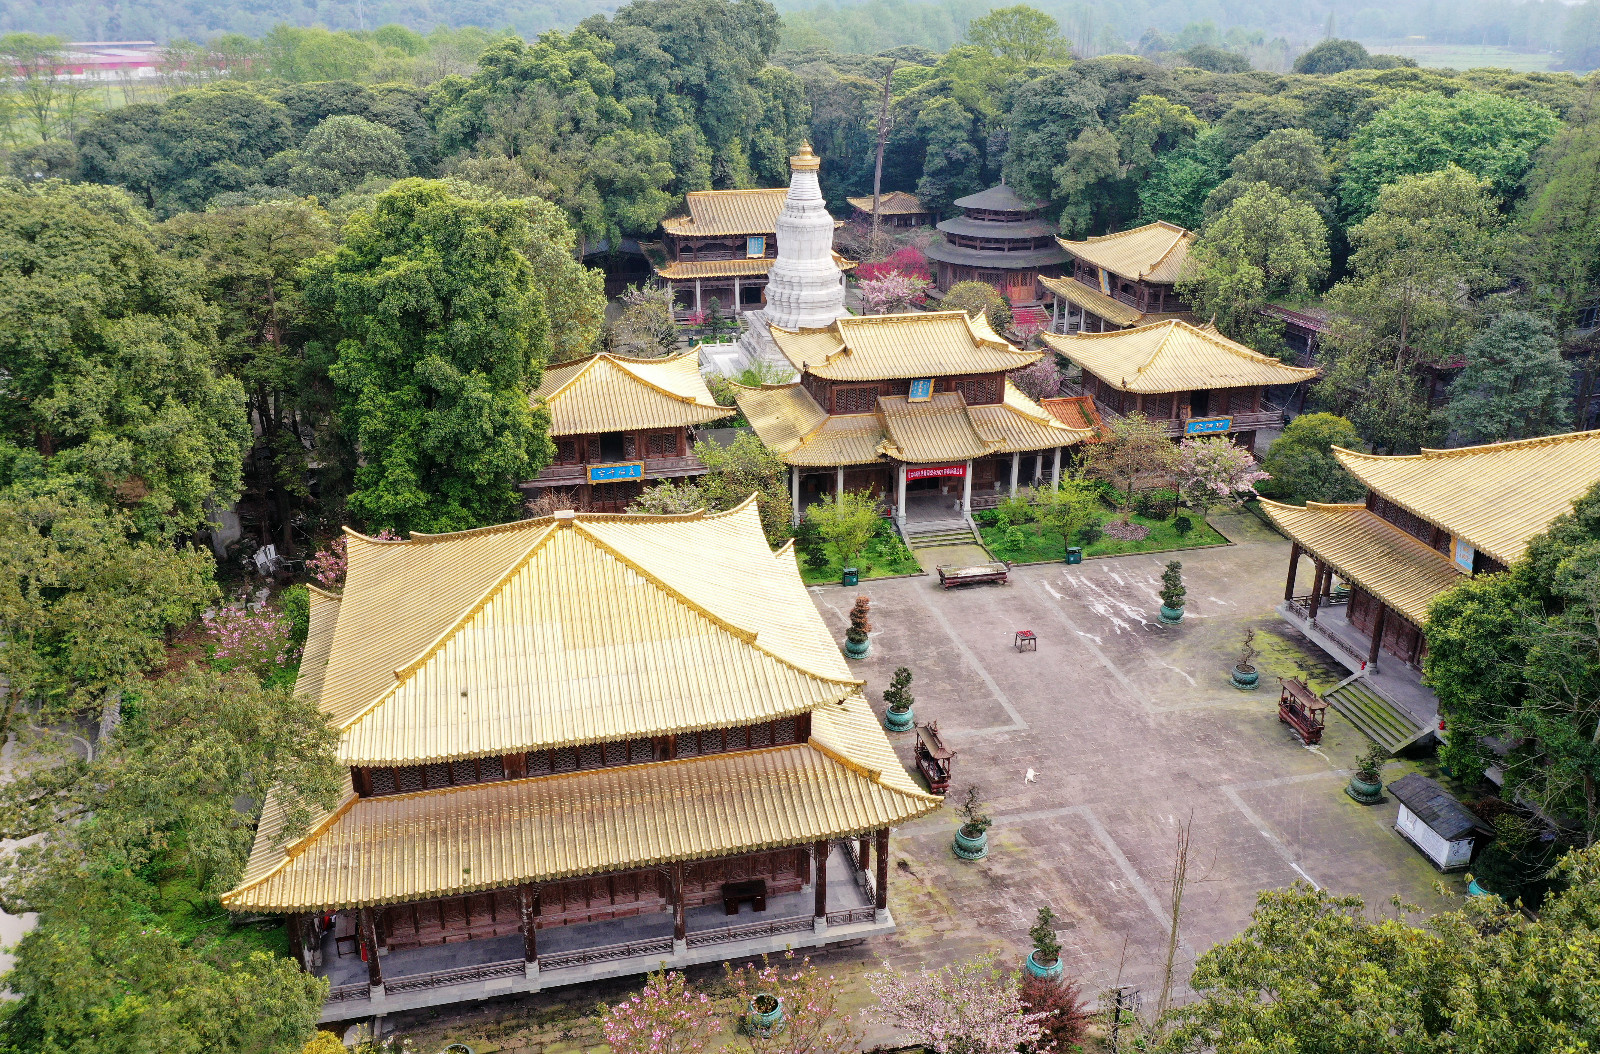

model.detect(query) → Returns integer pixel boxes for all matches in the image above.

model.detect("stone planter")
[1466,878,1489,897]
[1231,663,1260,690]
[953,823,989,860]
[884,705,914,731]
[844,634,870,659]
[1024,951,1064,980]
[1346,771,1383,805]
[1158,603,1185,625]
[747,994,784,1036]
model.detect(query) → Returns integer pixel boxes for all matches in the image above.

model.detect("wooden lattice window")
[554,440,579,464]
[1228,388,1255,414]
[1146,394,1173,419]
[774,717,797,744]
[954,378,998,405]
[631,738,654,763]
[646,431,678,458]
[604,740,630,766]
[676,732,701,758]
[834,385,879,414]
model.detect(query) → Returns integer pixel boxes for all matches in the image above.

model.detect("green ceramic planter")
[845,635,869,659]
[1346,772,1383,805]
[884,705,914,731]
[1158,603,1185,625]
[953,824,989,860]
[1024,951,1064,980]
[1231,664,1260,690]
[748,995,784,1036]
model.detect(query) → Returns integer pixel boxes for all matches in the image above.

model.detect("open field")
[1365,43,1562,72]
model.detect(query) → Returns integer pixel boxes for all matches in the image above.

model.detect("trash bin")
[841,567,859,586]
[1065,547,1082,565]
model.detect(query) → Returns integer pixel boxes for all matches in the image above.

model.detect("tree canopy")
[308,178,556,533]
[1447,311,1573,444]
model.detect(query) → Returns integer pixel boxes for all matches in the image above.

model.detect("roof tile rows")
[1058,220,1195,284]
[661,188,788,237]
[771,310,1040,381]
[1043,318,1319,393]
[533,352,732,436]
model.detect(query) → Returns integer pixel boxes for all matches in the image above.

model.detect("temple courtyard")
[377,509,1460,1048]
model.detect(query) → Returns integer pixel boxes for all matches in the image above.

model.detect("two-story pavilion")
[1262,430,1600,751]
[648,180,852,319]
[222,500,940,1021]
[1042,319,1319,451]
[521,351,733,513]
[733,311,1094,523]
[1042,221,1196,334]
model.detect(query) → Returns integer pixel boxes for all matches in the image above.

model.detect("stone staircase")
[901,519,986,552]
[1326,680,1431,754]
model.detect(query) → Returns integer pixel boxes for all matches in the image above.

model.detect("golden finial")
[791,140,820,172]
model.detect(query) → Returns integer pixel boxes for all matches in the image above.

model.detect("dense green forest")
[0,0,1599,1046]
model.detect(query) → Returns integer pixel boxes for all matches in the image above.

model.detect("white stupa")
[705,142,847,377]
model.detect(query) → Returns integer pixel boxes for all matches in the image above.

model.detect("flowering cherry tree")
[1174,436,1270,515]
[203,605,296,676]
[726,952,860,1054]
[600,971,723,1054]
[869,955,1045,1054]
[856,246,930,283]
[1010,358,1063,402]
[306,530,399,589]
[858,270,929,315]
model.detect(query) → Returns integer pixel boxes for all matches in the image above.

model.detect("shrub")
[974,509,1001,528]
[856,245,930,282]
[847,595,872,645]
[940,280,1012,330]
[1018,974,1091,1054]
[1002,525,1027,554]
[1075,524,1103,546]
[1135,488,1178,520]
[883,666,914,714]
[996,492,1037,526]
[1173,515,1194,536]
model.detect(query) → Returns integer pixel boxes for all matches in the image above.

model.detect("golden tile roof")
[771,311,1040,381]
[653,252,855,280]
[1038,275,1144,327]
[1039,395,1104,433]
[846,191,927,215]
[1042,319,1319,394]
[1058,220,1195,284]
[735,380,1090,467]
[878,392,991,462]
[1332,430,1600,565]
[1259,501,1464,626]
[223,694,939,912]
[534,352,732,437]
[662,188,788,237]
[317,502,862,767]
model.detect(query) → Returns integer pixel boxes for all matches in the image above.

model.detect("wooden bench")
[334,913,359,957]
[936,562,1009,589]
[721,879,768,915]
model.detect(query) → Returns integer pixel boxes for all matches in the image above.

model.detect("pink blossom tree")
[856,246,930,283]
[869,955,1045,1054]
[1173,436,1270,516]
[726,952,860,1054]
[858,270,929,315]
[203,606,296,676]
[1010,358,1063,402]
[600,971,724,1054]
[306,531,399,590]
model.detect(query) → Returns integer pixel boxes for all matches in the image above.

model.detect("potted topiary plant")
[882,665,914,731]
[1231,628,1260,690]
[845,595,871,658]
[952,784,992,860]
[1024,906,1064,980]
[1158,560,1186,625]
[747,991,785,1036]
[1346,742,1387,805]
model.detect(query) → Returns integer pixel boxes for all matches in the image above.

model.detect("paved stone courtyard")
[831,510,1457,1010]
[380,510,1459,1050]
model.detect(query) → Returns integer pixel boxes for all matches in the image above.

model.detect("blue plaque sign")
[908,377,934,401]
[1184,416,1233,435]
[588,461,645,482]
[746,236,765,257]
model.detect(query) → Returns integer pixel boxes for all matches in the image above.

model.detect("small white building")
[1388,774,1491,872]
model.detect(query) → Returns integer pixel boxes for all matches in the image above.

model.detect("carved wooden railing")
[685,914,813,948]
[383,958,525,995]
[326,981,371,1003]
[825,907,878,926]
[539,935,675,972]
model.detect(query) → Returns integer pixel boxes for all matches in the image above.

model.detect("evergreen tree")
[1447,312,1572,444]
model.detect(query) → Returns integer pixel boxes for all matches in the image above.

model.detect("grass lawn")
[979,508,1227,563]
[798,531,923,584]
[1368,44,1557,72]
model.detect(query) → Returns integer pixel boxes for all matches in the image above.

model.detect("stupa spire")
[761,140,846,332]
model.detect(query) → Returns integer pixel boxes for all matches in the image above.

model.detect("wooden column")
[961,460,973,510]
[791,466,801,526]
[836,464,845,503]
[896,462,907,521]
[813,841,829,922]
[1307,562,1325,620]
[1052,447,1062,489]
[694,279,702,315]
[1284,542,1301,601]
[1010,451,1019,497]
[733,274,741,311]
[875,829,889,913]
[359,907,383,989]
[519,884,540,964]
[858,833,871,871]
[1367,602,1389,668]
[671,863,687,944]
[287,913,307,972]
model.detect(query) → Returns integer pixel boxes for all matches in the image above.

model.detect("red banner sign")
[906,464,966,481]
